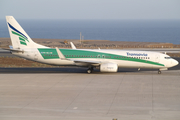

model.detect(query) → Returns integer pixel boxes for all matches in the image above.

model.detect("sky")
[1,0,180,20]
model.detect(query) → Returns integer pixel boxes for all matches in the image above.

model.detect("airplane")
[5,16,179,74]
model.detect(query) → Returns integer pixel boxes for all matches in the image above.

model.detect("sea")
[0,19,180,44]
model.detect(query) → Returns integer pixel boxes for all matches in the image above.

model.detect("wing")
[70,59,101,64]
[55,47,101,65]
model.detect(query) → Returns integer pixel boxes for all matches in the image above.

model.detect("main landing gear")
[158,69,161,74]
[87,67,94,74]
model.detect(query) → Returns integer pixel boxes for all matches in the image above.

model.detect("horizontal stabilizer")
[2,48,24,52]
[9,45,13,49]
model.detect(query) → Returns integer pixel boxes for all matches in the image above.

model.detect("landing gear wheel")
[87,69,92,74]
[87,66,93,74]
[158,70,161,74]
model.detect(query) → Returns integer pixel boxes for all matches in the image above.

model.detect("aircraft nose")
[172,59,179,67]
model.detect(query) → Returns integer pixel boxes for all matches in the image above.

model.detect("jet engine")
[100,63,118,72]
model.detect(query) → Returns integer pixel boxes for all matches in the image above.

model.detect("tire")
[87,69,91,74]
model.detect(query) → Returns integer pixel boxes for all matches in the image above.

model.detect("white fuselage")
[12,48,178,70]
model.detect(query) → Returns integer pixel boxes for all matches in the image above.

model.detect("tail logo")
[8,23,29,46]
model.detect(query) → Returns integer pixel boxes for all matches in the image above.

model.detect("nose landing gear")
[158,68,168,74]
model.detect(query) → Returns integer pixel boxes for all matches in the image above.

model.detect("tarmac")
[0,49,180,120]
[0,68,180,120]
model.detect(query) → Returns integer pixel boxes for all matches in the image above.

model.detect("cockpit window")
[164,57,171,59]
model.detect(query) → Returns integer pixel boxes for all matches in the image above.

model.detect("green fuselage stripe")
[38,48,59,59]
[38,48,164,66]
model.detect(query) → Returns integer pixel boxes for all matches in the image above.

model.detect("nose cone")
[172,59,179,67]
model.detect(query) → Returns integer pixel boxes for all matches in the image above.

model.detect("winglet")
[70,42,76,49]
[55,47,66,60]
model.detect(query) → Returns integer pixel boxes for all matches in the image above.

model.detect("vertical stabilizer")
[6,16,47,49]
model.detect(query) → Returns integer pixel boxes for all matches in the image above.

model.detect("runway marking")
[73,107,78,110]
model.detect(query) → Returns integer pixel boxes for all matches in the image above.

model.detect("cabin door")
[155,54,160,63]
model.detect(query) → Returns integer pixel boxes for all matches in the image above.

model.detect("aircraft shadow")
[0,65,179,74]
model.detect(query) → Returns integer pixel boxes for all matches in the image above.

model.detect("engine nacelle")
[100,63,118,72]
